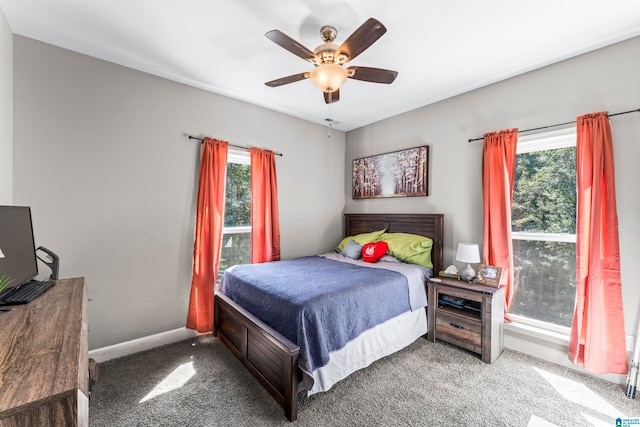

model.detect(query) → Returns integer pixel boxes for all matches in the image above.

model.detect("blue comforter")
[219,255,426,373]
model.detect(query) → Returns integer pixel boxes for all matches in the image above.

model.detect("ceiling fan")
[264,18,398,104]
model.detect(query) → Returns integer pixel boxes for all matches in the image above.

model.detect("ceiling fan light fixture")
[265,18,395,103]
[310,63,347,93]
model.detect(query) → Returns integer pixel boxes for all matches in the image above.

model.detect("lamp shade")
[456,243,480,264]
[309,63,347,93]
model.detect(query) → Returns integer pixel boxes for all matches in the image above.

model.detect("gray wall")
[346,36,640,340]
[0,10,12,204]
[6,25,640,358]
[12,36,346,350]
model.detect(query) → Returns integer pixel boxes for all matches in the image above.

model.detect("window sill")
[505,315,570,347]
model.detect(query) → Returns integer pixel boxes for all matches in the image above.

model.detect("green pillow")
[336,229,386,251]
[379,232,433,268]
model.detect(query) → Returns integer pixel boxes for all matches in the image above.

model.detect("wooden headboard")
[344,213,444,275]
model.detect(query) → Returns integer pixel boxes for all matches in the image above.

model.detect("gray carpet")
[89,335,640,426]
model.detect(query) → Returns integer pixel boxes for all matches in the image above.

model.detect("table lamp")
[456,243,480,281]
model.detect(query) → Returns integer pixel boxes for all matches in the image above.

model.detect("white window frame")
[510,126,576,336]
[227,147,250,165]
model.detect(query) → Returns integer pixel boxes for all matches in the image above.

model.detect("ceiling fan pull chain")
[326,106,333,138]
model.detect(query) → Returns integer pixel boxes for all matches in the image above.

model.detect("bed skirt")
[309,307,427,394]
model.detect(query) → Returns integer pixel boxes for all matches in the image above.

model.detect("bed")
[213,213,444,421]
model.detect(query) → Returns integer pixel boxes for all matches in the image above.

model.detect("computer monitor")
[0,206,38,290]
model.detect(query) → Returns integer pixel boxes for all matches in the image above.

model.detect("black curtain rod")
[468,108,640,143]
[187,135,283,157]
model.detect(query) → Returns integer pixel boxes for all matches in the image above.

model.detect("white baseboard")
[89,327,200,363]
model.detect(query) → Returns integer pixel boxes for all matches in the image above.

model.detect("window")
[218,149,251,280]
[510,128,576,328]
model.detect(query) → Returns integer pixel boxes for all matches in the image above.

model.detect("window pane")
[511,141,576,327]
[219,231,251,280]
[512,147,576,234]
[224,163,251,227]
[219,158,251,282]
[510,239,576,327]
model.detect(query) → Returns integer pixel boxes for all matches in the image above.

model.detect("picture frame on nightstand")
[476,264,503,287]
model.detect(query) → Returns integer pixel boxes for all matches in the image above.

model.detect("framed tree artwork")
[352,145,429,199]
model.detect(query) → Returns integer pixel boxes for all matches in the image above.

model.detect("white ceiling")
[2,1,640,132]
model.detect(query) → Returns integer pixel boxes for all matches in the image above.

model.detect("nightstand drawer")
[435,311,481,354]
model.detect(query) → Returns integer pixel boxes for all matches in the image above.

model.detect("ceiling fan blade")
[346,66,398,84]
[265,30,319,64]
[324,89,340,104]
[265,72,310,87]
[336,18,387,63]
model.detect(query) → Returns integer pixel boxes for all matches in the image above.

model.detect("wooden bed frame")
[213,213,444,421]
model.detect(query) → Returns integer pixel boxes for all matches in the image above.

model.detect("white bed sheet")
[308,306,427,395]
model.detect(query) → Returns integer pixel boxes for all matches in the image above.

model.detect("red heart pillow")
[362,242,389,263]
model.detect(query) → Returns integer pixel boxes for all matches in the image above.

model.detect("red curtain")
[569,112,627,374]
[482,129,518,321]
[186,138,228,333]
[250,147,281,263]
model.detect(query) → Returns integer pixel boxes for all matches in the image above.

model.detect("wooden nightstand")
[427,277,504,363]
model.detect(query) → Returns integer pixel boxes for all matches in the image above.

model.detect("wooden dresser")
[0,277,88,426]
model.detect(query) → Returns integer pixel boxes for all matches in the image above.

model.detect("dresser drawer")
[435,310,481,354]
